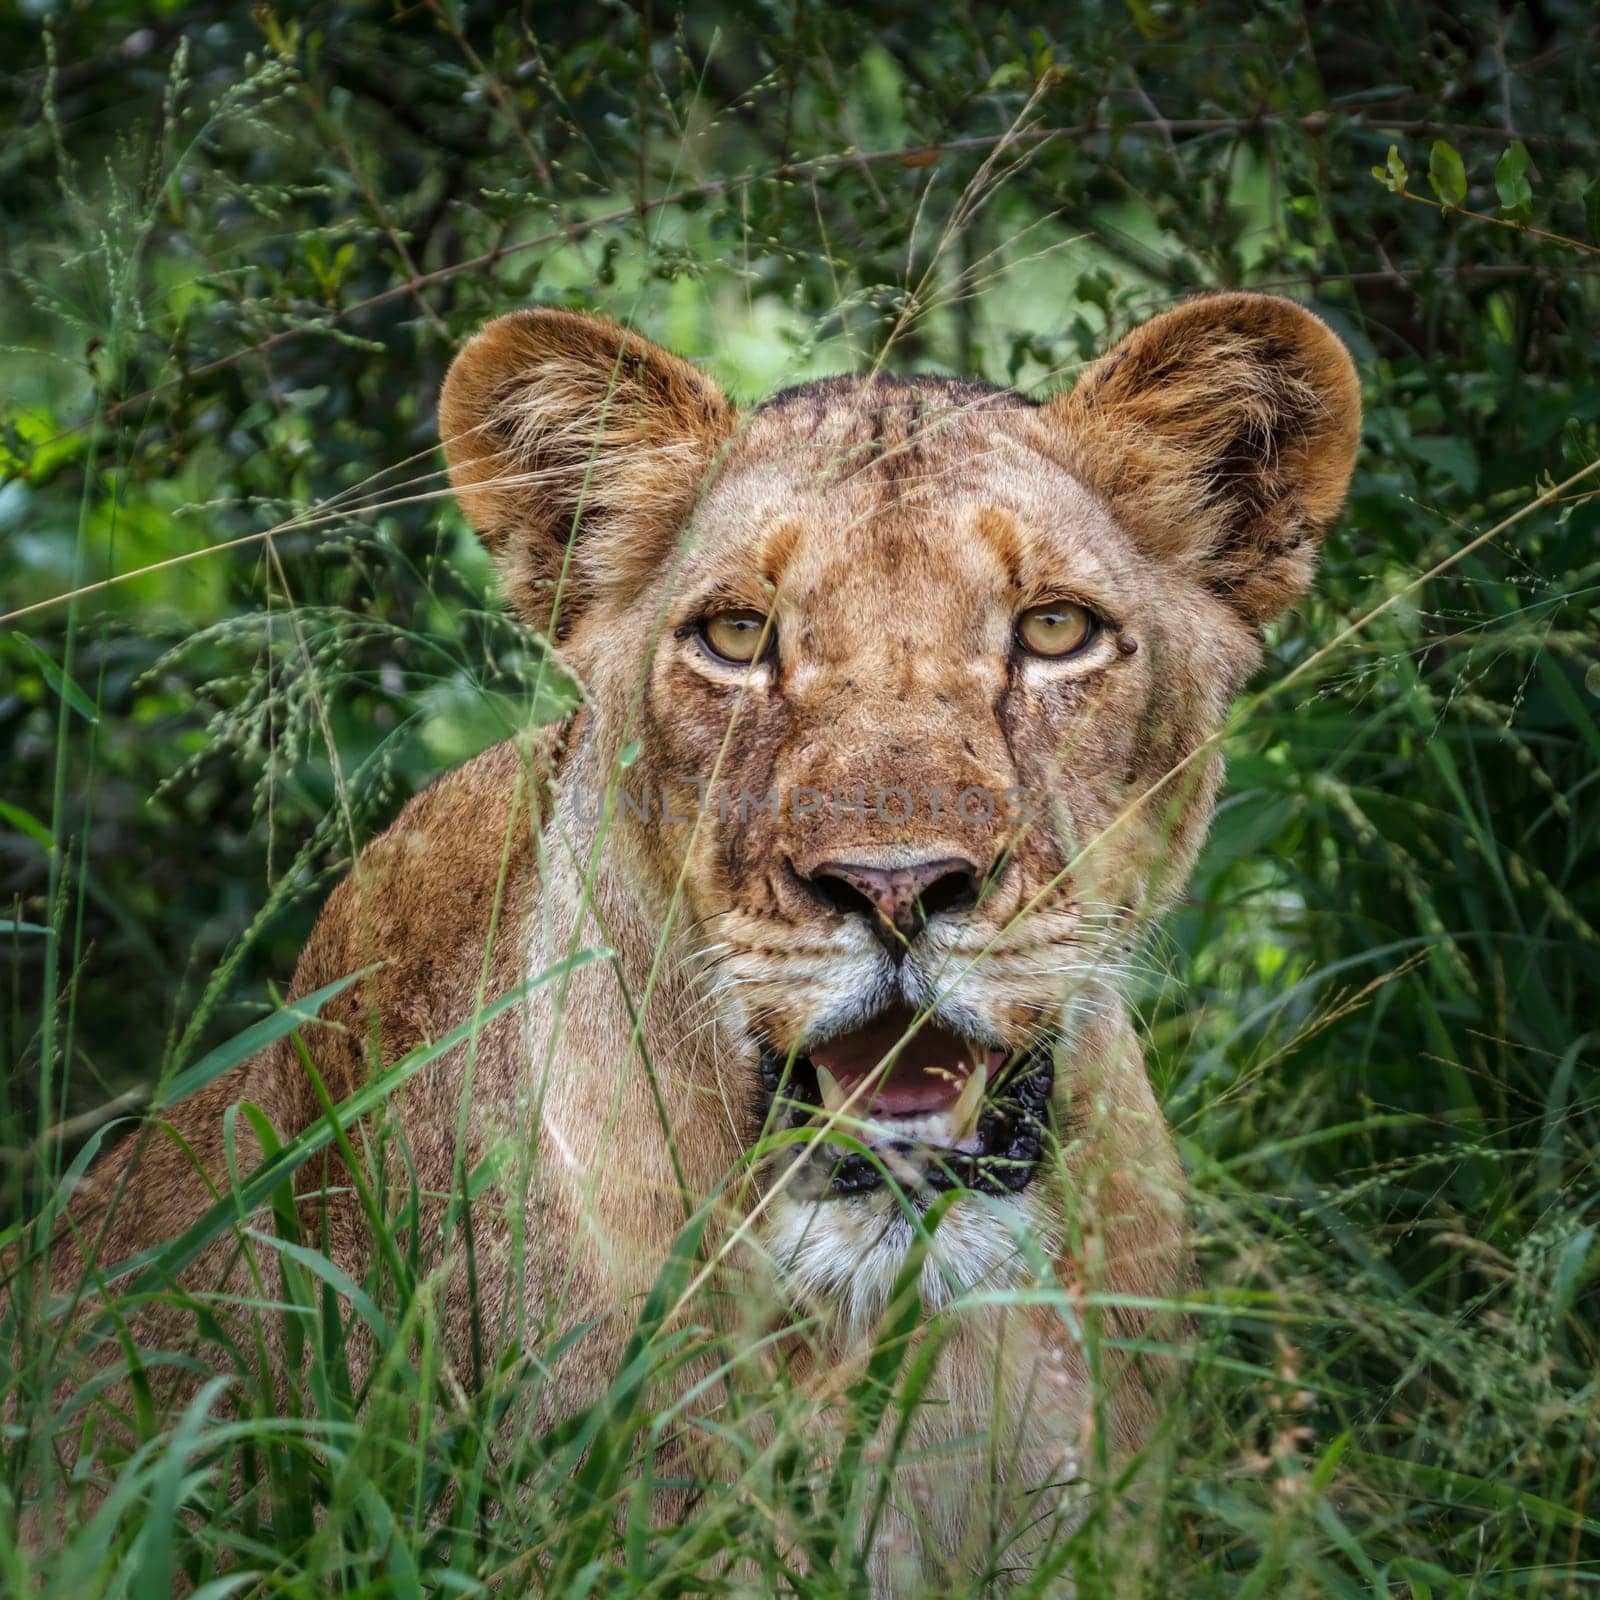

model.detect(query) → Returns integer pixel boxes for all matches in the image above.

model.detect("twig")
[1392,185,1600,258]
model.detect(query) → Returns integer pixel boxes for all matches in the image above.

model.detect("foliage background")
[2,0,1599,1593]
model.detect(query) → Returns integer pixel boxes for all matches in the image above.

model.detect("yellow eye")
[1017,601,1096,658]
[700,608,773,664]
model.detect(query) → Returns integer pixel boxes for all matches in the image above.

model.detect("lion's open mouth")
[758,1004,1054,1198]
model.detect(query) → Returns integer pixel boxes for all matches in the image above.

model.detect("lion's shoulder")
[284,723,568,1088]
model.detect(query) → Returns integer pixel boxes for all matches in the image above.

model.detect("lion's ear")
[1049,293,1360,626]
[439,309,732,630]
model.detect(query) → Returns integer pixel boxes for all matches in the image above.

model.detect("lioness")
[33,292,1359,1587]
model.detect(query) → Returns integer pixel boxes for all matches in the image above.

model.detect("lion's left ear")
[1047,293,1361,626]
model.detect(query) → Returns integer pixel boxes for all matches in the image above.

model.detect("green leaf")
[154,968,375,1108]
[1495,140,1532,222]
[1408,435,1480,495]
[241,1227,394,1349]
[1310,1428,1352,1492]
[984,61,1029,91]
[133,1375,234,1600]
[1427,139,1466,207]
[23,636,99,724]
[1585,176,1600,244]
[1370,144,1408,194]
[1548,1226,1598,1323]
[0,799,54,852]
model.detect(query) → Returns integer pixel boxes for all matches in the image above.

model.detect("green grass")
[3,3,1600,1594]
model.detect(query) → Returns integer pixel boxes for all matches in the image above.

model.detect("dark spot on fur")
[994,685,1021,773]
[1085,347,1129,397]
[755,372,1029,418]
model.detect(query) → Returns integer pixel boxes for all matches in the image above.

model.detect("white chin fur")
[761,1187,1037,1338]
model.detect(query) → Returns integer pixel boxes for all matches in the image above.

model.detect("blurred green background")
[3,0,1599,1582]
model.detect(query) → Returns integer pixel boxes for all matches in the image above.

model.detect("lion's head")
[439,294,1359,1311]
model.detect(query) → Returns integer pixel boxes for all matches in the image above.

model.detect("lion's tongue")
[810,1005,998,1119]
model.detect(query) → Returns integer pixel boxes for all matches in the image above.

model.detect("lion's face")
[440,295,1360,1305]
[629,391,1254,1195]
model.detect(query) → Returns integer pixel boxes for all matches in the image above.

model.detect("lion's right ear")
[438,309,732,630]
[1046,293,1360,627]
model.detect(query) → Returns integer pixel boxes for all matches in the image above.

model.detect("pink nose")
[803,855,984,946]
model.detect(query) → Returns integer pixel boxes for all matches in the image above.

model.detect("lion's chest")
[791,1307,1091,1593]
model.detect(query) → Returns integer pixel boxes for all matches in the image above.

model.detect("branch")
[1392,186,1600,258]
[36,110,1595,442]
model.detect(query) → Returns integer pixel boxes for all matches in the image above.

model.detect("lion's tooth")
[815,1064,847,1114]
[951,1063,988,1140]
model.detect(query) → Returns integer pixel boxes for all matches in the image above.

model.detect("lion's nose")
[802,855,986,953]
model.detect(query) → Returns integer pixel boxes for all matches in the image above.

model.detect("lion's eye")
[1016,601,1096,658]
[700,608,773,665]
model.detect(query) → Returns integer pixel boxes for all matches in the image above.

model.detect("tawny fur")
[14,293,1359,1592]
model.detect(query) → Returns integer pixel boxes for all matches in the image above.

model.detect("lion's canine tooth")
[951,1062,988,1140]
[815,1063,846,1114]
